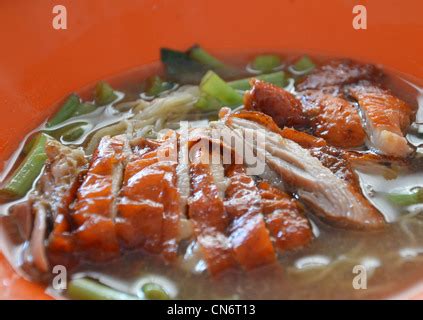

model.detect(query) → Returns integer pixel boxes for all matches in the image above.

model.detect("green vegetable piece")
[73,102,97,117]
[142,283,170,300]
[228,71,286,91]
[0,133,49,198]
[293,56,316,73]
[145,76,174,96]
[251,54,282,73]
[61,125,86,142]
[386,187,423,206]
[195,94,222,110]
[199,71,243,107]
[68,278,137,300]
[188,45,225,69]
[160,48,208,83]
[22,135,36,155]
[47,94,81,127]
[95,81,118,106]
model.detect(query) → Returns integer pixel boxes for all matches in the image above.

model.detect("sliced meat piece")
[244,79,308,128]
[245,80,366,148]
[117,132,181,261]
[27,140,88,271]
[348,84,415,157]
[224,165,276,270]
[225,110,362,185]
[212,110,287,191]
[300,91,366,148]
[72,135,129,262]
[188,144,236,276]
[225,111,386,230]
[280,127,360,184]
[258,181,312,252]
[279,127,408,192]
[297,60,382,91]
[7,201,33,241]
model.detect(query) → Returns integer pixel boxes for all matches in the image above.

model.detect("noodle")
[84,85,200,153]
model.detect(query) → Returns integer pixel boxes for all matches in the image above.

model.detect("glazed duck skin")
[188,144,237,275]
[258,181,313,252]
[300,90,366,148]
[116,133,181,261]
[224,165,276,270]
[244,79,308,128]
[348,83,415,157]
[245,80,366,148]
[71,135,129,262]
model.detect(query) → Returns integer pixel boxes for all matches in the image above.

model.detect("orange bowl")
[0,0,422,299]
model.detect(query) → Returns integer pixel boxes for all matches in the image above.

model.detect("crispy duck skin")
[188,144,237,276]
[258,181,312,252]
[225,110,386,230]
[116,132,181,261]
[245,80,366,148]
[348,83,414,157]
[300,90,366,148]
[71,135,129,262]
[296,60,382,91]
[224,165,276,270]
[244,79,308,128]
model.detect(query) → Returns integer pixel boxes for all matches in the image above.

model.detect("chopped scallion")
[228,71,286,91]
[188,45,226,69]
[68,278,137,300]
[0,133,49,198]
[142,282,170,300]
[199,71,243,107]
[145,76,174,96]
[292,56,315,73]
[386,187,423,206]
[47,94,81,127]
[95,81,118,106]
[251,54,282,73]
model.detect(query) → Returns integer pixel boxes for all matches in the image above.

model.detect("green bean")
[292,55,315,73]
[142,282,170,300]
[47,94,81,127]
[199,71,243,107]
[188,45,226,69]
[95,81,118,106]
[251,54,282,73]
[68,278,137,300]
[386,187,423,206]
[0,133,49,198]
[228,71,286,91]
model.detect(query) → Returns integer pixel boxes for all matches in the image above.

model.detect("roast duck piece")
[10,60,416,277]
